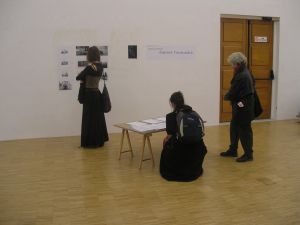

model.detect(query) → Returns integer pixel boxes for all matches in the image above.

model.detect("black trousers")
[229,119,253,156]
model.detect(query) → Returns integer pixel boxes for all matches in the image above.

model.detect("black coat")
[160,105,207,182]
[224,66,255,123]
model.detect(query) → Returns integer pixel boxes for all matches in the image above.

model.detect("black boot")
[236,154,253,162]
[220,150,237,157]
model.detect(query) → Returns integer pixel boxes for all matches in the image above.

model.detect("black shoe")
[220,150,238,157]
[236,154,253,163]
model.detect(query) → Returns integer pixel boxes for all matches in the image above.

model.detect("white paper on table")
[142,119,162,124]
[127,121,166,132]
[130,125,154,132]
[156,117,166,122]
[150,123,166,130]
[127,121,153,132]
[127,121,148,127]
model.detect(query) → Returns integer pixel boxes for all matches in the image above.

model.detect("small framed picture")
[128,45,137,59]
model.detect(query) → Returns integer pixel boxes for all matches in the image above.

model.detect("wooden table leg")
[139,134,155,169]
[118,129,125,160]
[146,136,155,168]
[139,135,147,169]
[125,130,134,158]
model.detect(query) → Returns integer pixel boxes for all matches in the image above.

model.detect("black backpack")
[176,110,204,143]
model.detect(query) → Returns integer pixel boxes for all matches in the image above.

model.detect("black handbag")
[254,91,263,118]
[102,81,111,113]
[78,82,85,104]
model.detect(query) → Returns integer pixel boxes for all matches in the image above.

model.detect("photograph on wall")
[57,46,75,91]
[96,46,109,77]
[98,46,108,56]
[75,45,109,81]
[61,72,69,78]
[101,62,108,68]
[60,60,69,66]
[60,48,69,55]
[97,45,109,70]
[76,46,89,56]
[78,61,89,67]
[128,45,137,59]
[59,80,72,90]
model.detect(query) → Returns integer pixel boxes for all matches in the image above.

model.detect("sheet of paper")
[127,121,152,132]
[127,121,148,127]
[156,117,166,122]
[130,125,153,132]
[150,123,166,130]
[127,120,166,132]
[142,119,162,124]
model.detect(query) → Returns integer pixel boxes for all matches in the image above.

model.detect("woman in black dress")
[160,92,207,182]
[76,46,108,148]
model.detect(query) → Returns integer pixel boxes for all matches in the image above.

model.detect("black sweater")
[76,63,103,81]
[224,66,254,103]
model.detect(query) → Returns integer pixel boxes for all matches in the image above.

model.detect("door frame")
[220,14,280,122]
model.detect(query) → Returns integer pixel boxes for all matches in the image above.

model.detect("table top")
[115,118,206,135]
[114,123,166,135]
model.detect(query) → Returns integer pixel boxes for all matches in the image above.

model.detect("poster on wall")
[76,46,89,56]
[75,45,109,79]
[57,45,109,91]
[146,45,196,60]
[97,45,108,77]
[57,46,75,90]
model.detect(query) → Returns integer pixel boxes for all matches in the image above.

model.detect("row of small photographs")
[60,61,108,68]
[76,46,108,56]
[78,61,108,68]
[63,45,137,58]
[59,81,72,90]
[61,72,111,81]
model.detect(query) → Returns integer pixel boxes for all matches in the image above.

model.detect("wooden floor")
[0,120,299,225]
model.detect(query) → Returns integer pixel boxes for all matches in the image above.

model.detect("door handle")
[270,70,275,80]
[255,78,273,81]
[255,78,273,80]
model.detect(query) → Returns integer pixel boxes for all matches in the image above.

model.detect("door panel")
[223,46,244,65]
[251,69,270,79]
[249,20,273,119]
[222,100,232,113]
[256,85,272,118]
[220,18,248,122]
[222,69,234,90]
[223,22,245,42]
[251,46,271,65]
[251,24,272,42]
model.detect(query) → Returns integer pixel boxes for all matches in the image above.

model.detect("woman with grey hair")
[220,52,255,162]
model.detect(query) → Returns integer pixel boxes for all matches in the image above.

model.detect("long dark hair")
[87,46,100,62]
[170,91,185,110]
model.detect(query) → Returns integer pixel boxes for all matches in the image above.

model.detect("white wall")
[0,0,299,141]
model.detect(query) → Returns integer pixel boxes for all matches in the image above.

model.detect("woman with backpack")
[160,91,207,182]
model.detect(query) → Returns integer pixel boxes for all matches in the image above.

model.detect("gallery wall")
[0,0,299,141]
